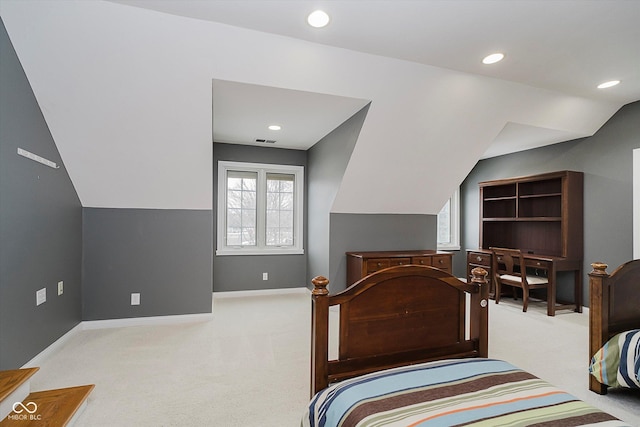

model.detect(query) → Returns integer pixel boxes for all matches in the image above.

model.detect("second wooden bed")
[589,259,640,394]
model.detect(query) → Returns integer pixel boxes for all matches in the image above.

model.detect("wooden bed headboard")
[310,265,489,396]
[588,259,640,394]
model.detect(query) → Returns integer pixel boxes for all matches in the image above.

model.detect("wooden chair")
[490,247,549,312]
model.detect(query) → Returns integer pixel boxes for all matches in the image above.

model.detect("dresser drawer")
[525,258,552,269]
[468,252,491,266]
[366,258,390,273]
[390,257,411,267]
[411,256,432,266]
[431,255,452,273]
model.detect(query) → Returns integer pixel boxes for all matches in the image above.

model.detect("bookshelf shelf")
[479,171,583,258]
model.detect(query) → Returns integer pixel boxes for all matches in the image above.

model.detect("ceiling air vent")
[255,139,276,144]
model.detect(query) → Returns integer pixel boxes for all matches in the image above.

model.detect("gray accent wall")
[307,105,370,286]
[213,143,307,291]
[457,101,640,306]
[82,208,213,320]
[328,214,437,292]
[306,104,437,293]
[0,19,83,369]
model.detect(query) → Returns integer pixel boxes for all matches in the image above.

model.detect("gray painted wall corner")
[307,104,370,285]
[82,208,213,320]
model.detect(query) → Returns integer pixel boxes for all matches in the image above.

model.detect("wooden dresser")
[346,250,452,286]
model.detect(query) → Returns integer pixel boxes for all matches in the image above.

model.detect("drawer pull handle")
[377,262,382,267]
[476,256,482,262]
[438,259,444,264]
[399,262,403,265]
[536,262,541,266]
[420,260,424,264]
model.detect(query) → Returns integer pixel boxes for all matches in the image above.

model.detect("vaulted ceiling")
[1,1,638,213]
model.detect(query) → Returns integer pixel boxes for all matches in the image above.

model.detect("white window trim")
[437,188,461,251]
[216,161,304,256]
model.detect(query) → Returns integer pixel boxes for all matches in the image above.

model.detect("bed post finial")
[470,267,488,285]
[590,262,608,276]
[312,276,329,296]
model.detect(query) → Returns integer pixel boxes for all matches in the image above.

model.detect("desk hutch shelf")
[468,170,584,315]
[479,171,583,258]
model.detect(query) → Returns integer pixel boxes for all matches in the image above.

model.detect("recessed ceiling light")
[268,125,281,131]
[308,10,330,28]
[482,53,504,65]
[597,80,620,89]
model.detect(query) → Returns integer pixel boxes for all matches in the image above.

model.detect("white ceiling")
[112,0,640,156]
[0,0,636,212]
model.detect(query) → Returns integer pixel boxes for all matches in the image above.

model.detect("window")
[217,161,304,255]
[437,189,460,251]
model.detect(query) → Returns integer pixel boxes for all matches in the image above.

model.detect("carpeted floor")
[28,290,639,426]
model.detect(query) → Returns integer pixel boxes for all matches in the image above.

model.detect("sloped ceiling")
[0,1,635,213]
[109,0,640,105]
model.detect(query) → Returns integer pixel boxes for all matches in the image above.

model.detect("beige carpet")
[27,290,639,426]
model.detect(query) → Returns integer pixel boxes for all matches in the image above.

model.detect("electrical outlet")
[262,272,268,280]
[131,293,140,305]
[57,281,64,296]
[36,288,46,306]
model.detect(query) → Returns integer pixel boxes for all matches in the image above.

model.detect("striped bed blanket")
[303,358,630,427]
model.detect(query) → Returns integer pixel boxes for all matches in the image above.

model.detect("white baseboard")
[22,323,83,369]
[82,312,214,330]
[213,287,309,300]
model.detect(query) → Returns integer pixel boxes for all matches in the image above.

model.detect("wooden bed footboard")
[588,260,640,394]
[310,265,489,396]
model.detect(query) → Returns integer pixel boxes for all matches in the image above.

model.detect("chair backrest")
[490,247,525,282]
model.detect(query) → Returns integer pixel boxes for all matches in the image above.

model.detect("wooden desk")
[467,249,582,316]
